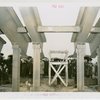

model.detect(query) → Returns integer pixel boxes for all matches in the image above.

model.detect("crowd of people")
[20,56,33,78]
[0,53,98,86]
[43,56,98,87]
[0,53,33,85]
[0,53,12,85]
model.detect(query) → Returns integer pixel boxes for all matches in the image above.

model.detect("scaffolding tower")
[49,50,68,86]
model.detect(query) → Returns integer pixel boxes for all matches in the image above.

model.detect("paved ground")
[0,78,99,92]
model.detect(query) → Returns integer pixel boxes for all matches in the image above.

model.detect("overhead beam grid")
[19,7,46,43]
[0,7,31,55]
[71,7,99,43]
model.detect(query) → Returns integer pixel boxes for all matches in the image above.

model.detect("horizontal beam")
[37,26,80,33]
[91,27,100,33]
[50,50,68,54]
[50,62,67,65]
[37,26,100,33]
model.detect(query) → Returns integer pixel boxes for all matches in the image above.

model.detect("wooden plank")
[50,62,67,65]
[50,63,68,86]
[50,50,68,54]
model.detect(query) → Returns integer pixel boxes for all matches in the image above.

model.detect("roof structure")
[71,7,100,58]
[0,7,100,58]
[0,7,46,56]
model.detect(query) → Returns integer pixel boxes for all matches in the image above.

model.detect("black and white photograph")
[0,0,100,100]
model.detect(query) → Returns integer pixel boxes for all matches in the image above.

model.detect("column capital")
[76,44,86,50]
[33,43,41,49]
[12,44,21,53]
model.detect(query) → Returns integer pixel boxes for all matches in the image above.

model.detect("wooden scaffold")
[49,50,68,86]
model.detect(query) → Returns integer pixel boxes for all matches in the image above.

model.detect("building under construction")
[0,5,100,92]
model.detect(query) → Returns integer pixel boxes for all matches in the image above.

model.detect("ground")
[0,77,99,92]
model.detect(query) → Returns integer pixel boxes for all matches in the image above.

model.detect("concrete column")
[33,43,41,91]
[77,43,85,91]
[12,44,21,91]
[97,46,100,85]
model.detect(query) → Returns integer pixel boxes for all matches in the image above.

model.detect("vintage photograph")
[0,1,100,98]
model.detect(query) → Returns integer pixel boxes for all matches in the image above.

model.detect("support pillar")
[12,44,21,91]
[33,43,41,91]
[77,43,85,91]
[97,46,100,85]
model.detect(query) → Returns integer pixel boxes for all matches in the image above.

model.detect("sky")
[0,5,98,60]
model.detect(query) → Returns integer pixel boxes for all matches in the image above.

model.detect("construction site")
[0,3,100,93]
